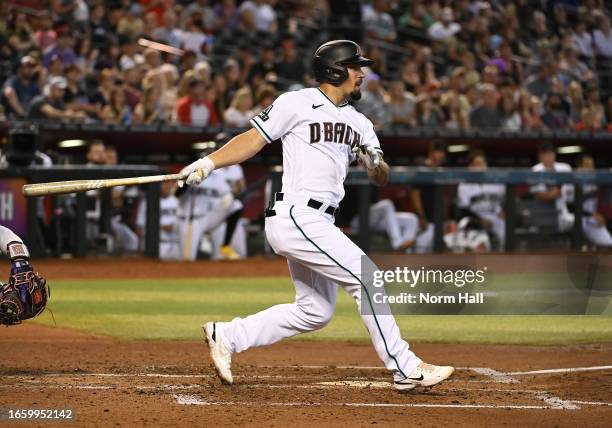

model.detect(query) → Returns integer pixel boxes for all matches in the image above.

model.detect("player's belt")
[266,192,338,217]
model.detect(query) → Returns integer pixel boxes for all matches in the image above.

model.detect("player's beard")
[349,88,362,101]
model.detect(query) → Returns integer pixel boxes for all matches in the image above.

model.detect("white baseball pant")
[217,196,422,378]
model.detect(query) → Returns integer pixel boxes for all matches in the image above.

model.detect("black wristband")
[7,241,29,262]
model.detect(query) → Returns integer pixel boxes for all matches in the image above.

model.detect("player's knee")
[296,302,334,330]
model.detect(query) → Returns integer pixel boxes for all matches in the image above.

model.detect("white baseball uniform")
[178,169,235,260]
[137,193,181,260]
[565,183,612,247]
[531,162,574,232]
[216,87,422,379]
[349,199,419,250]
[457,182,506,247]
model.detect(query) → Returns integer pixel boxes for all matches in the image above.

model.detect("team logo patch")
[258,104,273,122]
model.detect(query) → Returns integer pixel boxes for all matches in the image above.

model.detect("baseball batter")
[180,40,454,391]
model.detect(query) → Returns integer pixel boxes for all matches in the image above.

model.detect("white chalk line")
[171,394,551,410]
[508,365,612,376]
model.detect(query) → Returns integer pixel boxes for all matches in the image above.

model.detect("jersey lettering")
[309,121,362,146]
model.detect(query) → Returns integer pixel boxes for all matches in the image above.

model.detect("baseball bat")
[138,38,184,56]
[22,172,191,197]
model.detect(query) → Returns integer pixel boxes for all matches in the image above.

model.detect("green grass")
[32,277,612,344]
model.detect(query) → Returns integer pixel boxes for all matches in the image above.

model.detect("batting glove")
[179,156,216,187]
[353,145,381,170]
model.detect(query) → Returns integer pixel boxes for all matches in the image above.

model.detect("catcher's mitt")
[0,242,50,326]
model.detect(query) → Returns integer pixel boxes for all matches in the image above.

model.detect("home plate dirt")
[1,324,611,427]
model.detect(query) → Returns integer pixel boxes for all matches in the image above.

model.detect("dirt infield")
[1,324,611,427]
[1,258,611,426]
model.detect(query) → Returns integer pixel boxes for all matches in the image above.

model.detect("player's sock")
[223,209,243,245]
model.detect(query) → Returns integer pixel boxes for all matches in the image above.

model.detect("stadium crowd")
[1,0,612,134]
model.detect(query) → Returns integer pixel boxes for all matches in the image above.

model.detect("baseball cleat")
[203,322,233,385]
[219,245,241,261]
[394,362,455,391]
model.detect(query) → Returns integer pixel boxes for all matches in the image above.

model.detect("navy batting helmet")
[312,40,373,86]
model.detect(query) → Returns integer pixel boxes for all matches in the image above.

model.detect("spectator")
[89,68,115,109]
[224,86,255,127]
[593,15,612,58]
[355,73,391,129]
[400,60,422,94]
[572,21,594,60]
[388,80,416,128]
[415,93,443,128]
[455,51,480,87]
[239,0,277,33]
[7,12,35,56]
[117,3,144,39]
[213,0,242,33]
[275,37,308,86]
[175,78,219,126]
[440,91,469,129]
[43,29,76,68]
[560,46,591,83]
[34,11,57,53]
[89,2,113,51]
[585,83,606,126]
[567,81,584,123]
[236,42,256,86]
[252,84,276,114]
[27,76,86,121]
[158,63,179,119]
[428,7,460,42]
[518,91,544,130]
[153,10,181,48]
[143,48,162,69]
[469,83,502,129]
[63,63,99,118]
[119,37,144,71]
[51,0,76,26]
[249,42,277,88]
[363,0,397,42]
[178,14,209,59]
[525,62,551,98]
[100,86,132,125]
[499,95,521,131]
[180,0,217,32]
[575,105,604,132]
[1,56,42,118]
[193,61,212,86]
[222,58,242,105]
[541,92,570,129]
[134,84,166,124]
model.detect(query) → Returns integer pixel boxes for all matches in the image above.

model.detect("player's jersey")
[136,195,180,243]
[224,164,245,183]
[530,162,572,212]
[250,87,381,206]
[457,183,505,215]
[178,169,232,217]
